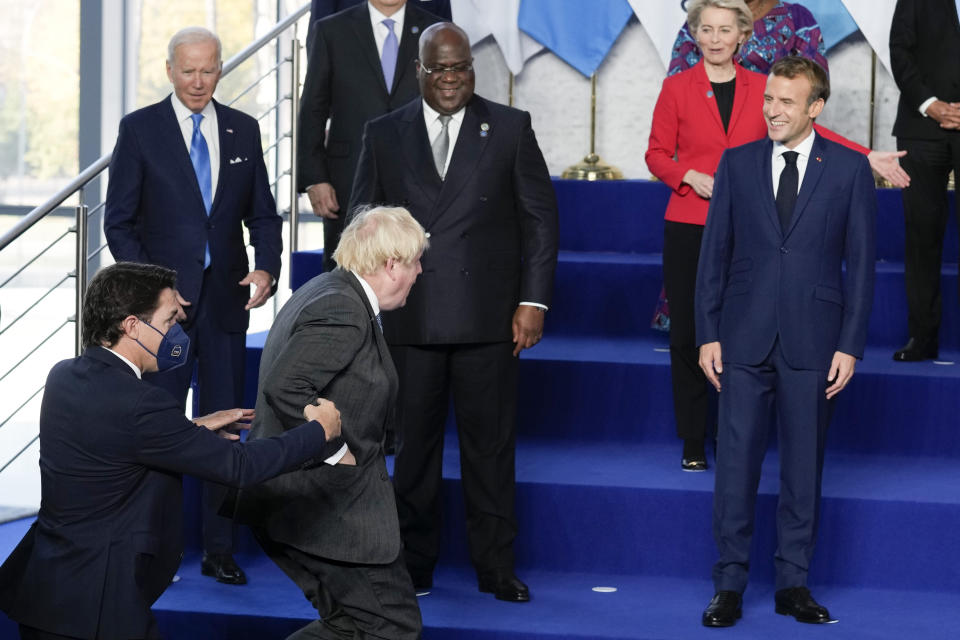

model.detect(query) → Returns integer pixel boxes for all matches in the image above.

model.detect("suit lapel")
[757,139,781,236]
[393,8,426,95]
[159,99,208,217]
[693,62,726,137]
[339,270,394,374]
[726,66,751,140]
[427,98,491,229]
[211,100,234,216]
[785,132,827,238]
[398,100,443,203]
[351,4,389,97]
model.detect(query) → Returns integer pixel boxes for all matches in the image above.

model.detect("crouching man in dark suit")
[0,262,343,640]
[236,206,428,640]
[695,57,876,627]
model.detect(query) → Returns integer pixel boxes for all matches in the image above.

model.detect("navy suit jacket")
[0,348,339,639]
[307,0,450,54]
[695,133,876,370]
[349,95,559,344]
[105,97,282,333]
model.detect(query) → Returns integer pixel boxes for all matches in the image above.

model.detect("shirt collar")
[368,1,405,27]
[773,127,816,161]
[102,346,142,379]
[350,271,381,317]
[170,93,216,125]
[422,99,466,126]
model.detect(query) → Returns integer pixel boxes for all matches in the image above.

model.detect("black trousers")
[19,626,81,640]
[257,534,421,640]
[322,216,345,273]
[143,271,245,555]
[662,220,711,442]
[897,135,960,342]
[390,342,519,579]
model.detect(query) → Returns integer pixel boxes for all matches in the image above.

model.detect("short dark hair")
[82,262,177,349]
[770,56,830,105]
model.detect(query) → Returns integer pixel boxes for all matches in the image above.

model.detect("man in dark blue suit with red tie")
[105,26,282,586]
[695,57,876,627]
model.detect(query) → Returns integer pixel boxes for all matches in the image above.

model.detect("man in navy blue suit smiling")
[695,56,876,628]
[104,26,282,586]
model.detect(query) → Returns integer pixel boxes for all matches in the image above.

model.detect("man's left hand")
[512,305,545,357]
[240,269,274,310]
[194,408,255,440]
[867,150,911,188]
[825,351,857,399]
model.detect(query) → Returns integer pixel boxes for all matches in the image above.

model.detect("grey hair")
[167,26,222,65]
[686,0,754,41]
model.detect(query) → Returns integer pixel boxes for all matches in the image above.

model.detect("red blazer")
[645,61,868,226]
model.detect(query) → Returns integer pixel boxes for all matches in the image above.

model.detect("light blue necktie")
[381,18,398,91]
[189,113,212,269]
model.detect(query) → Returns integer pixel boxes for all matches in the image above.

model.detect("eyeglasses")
[418,61,474,76]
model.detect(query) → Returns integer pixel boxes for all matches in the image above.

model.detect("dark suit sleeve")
[346,121,384,222]
[132,386,331,488]
[838,156,877,358]
[298,22,334,192]
[513,112,559,306]
[104,118,149,263]
[243,122,283,280]
[695,150,735,346]
[261,294,364,431]
[890,0,930,110]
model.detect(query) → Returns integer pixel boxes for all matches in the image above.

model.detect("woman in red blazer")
[645,0,906,471]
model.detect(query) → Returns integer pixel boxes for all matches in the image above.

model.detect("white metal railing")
[0,4,312,505]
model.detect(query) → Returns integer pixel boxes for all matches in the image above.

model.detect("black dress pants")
[662,220,710,442]
[391,342,519,579]
[897,135,960,342]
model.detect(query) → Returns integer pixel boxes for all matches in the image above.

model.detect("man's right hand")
[303,398,341,440]
[698,341,723,392]
[926,100,960,130]
[306,183,340,219]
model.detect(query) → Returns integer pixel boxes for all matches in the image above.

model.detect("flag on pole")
[840,0,897,74]
[801,0,859,50]
[450,0,544,75]
[626,0,687,72]
[518,0,634,77]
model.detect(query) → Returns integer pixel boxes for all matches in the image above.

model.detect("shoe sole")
[478,585,531,602]
[774,606,831,623]
[702,609,741,627]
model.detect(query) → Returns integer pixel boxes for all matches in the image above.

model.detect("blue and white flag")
[840,0,897,74]
[518,0,634,77]
[801,0,859,51]
[627,0,687,72]
[451,0,544,75]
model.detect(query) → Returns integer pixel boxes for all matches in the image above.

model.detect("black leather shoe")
[775,587,834,623]
[478,570,530,602]
[201,553,247,585]
[702,590,742,627]
[893,337,938,361]
[682,458,708,472]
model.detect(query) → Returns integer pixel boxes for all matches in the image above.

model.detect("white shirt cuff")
[519,301,548,311]
[324,443,349,465]
[919,97,938,117]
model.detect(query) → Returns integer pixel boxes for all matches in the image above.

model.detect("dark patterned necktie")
[776,150,799,232]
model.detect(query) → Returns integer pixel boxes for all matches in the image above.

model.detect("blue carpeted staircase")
[2,179,958,639]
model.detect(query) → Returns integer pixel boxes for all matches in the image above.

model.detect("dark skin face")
[417,26,475,115]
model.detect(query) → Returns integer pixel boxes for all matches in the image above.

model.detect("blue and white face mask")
[136,320,191,372]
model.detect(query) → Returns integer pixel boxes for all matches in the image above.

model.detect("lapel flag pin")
[480,122,490,137]
[816,156,822,162]
[226,128,234,134]
[411,25,419,34]
[706,90,714,98]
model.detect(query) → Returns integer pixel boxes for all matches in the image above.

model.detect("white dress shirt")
[170,95,220,197]
[771,128,816,198]
[422,99,465,178]
[368,2,406,58]
[104,346,141,378]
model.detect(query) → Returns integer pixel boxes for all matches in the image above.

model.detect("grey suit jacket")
[236,269,400,564]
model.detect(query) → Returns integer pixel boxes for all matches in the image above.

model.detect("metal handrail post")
[74,201,89,356]
[289,37,301,254]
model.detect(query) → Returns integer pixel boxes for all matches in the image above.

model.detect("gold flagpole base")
[561,153,624,181]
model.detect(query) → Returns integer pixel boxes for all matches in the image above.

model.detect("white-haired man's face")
[166,39,221,113]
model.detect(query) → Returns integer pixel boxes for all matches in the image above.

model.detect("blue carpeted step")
[426,439,960,593]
